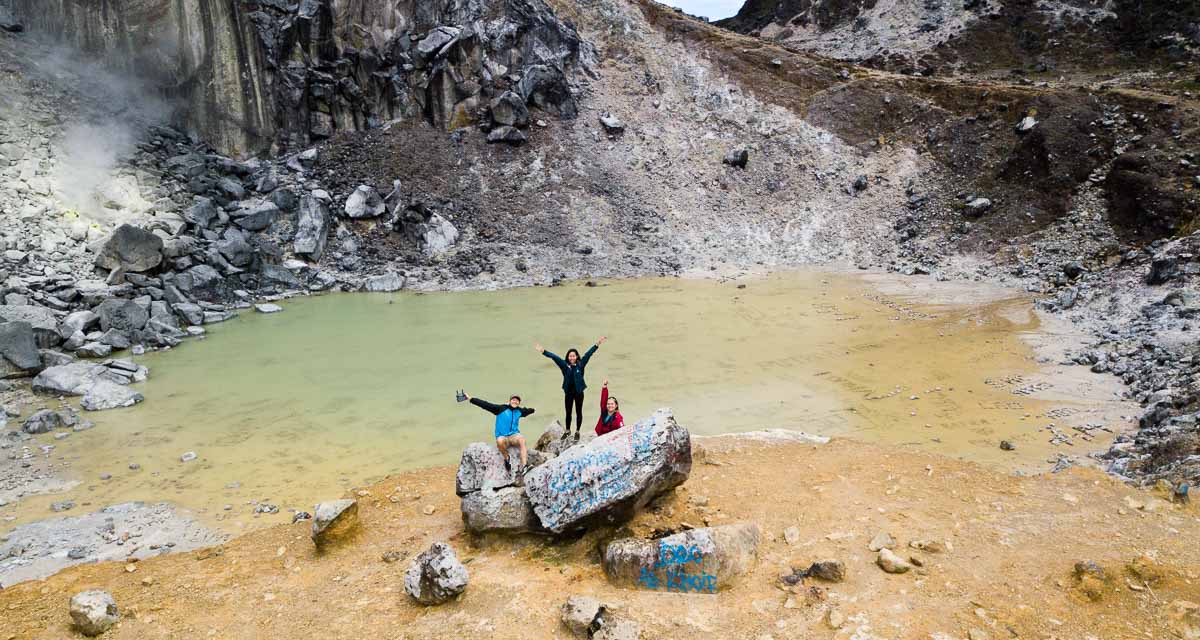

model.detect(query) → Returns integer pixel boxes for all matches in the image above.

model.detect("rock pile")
[457,411,692,535]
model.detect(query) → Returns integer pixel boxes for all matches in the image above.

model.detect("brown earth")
[3,435,1198,639]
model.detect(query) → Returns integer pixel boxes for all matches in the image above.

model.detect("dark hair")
[566,348,581,363]
[509,395,521,402]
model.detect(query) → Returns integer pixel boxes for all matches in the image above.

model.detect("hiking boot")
[573,430,580,443]
[560,429,571,440]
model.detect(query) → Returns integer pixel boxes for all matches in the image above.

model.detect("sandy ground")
[2,433,1197,640]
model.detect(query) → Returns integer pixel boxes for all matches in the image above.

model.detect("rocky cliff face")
[717,0,1200,75]
[9,0,591,156]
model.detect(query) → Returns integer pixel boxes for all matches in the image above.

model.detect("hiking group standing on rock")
[459,335,624,475]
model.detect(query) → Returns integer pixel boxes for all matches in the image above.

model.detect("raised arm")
[599,382,608,412]
[579,343,600,369]
[469,397,504,415]
[542,349,567,368]
[519,406,536,417]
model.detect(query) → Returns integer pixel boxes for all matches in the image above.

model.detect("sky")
[665,0,745,20]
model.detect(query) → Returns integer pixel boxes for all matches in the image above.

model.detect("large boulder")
[455,442,549,496]
[0,321,43,378]
[523,409,691,533]
[294,195,330,260]
[0,305,61,347]
[602,523,761,593]
[404,542,469,605]
[174,264,228,301]
[461,486,542,534]
[490,91,530,128]
[231,200,280,231]
[69,590,119,637]
[421,215,459,256]
[80,381,144,411]
[95,299,149,333]
[94,224,164,273]
[363,272,405,292]
[310,499,359,549]
[343,185,385,219]
[32,362,108,396]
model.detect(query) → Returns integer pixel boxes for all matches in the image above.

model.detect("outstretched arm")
[519,407,536,417]
[580,341,602,368]
[542,349,566,368]
[469,397,504,415]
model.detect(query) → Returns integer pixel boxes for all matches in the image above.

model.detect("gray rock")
[98,328,132,350]
[486,126,527,145]
[723,148,749,168]
[524,409,691,533]
[417,26,460,58]
[1015,116,1038,133]
[561,595,603,637]
[602,523,760,593]
[81,381,144,411]
[534,420,572,458]
[421,214,459,256]
[95,298,149,333]
[254,303,283,314]
[0,321,43,378]
[0,305,61,347]
[490,91,529,128]
[180,451,198,462]
[311,499,359,549]
[173,303,204,326]
[593,618,640,640]
[294,195,330,260]
[183,197,220,229]
[461,486,542,534]
[343,186,385,219]
[69,590,119,637]
[174,265,226,301]
[455,442,534,496]
[363,272,405,292]
[38,349,75,368]
[599,113,625,133]
[23,409,69,434]
[60,311,100,337]
[32,362,108,395]
[77,342,114,358]
[868,531,895,552]
[231,200,280,231]
[94,224,164,273]
[217,234,254,268]
[404,542,469,605]
[965,197,992,215]
[217,176,246,199]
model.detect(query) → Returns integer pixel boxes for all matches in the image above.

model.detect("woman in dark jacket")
[535,335,606,441]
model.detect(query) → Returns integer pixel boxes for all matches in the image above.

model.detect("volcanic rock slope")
[0,0,1198,483]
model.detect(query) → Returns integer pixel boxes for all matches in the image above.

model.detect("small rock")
[311,499,358,549]
[999,440,1015,451]
[254,303,283,314]
[404,542,469,605]
[561,595,602,637]
[807,559,846,582]
[180,451,198,462]
[868,531,895,552]
[723,148,749,169]
[876,548,912,574]
[69,590,119,637]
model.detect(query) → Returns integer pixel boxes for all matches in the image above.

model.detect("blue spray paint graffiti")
[635,540,717,593]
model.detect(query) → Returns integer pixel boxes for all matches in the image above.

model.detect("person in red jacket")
[594,379,624,436]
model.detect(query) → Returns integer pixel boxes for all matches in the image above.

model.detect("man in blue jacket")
[463,391,535,473]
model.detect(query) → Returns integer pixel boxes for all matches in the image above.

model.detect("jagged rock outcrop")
[404,542,469,605]
[10,0,592,155]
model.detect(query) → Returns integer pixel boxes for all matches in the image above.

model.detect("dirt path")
[3,435,1197,639]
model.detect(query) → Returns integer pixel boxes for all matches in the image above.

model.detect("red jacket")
[594,385,625,436]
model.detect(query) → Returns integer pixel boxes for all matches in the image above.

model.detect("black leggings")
[564,391,584,430]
